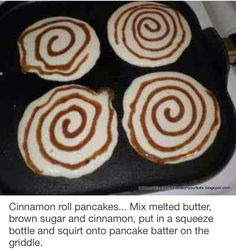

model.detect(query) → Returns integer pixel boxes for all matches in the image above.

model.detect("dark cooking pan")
[0,1,235,195]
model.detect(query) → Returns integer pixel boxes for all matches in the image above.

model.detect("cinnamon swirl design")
[122,72,221,164]
[18,85,118,178]
[107,2,191,67]
[18,17,100,82]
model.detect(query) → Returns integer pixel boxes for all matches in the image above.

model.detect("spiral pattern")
[18,85,118,178]
[107,2,192,67]
[18,17,100,82]
[122,72,221,164]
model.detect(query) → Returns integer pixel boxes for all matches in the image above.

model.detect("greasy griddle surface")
[0,1,235,194]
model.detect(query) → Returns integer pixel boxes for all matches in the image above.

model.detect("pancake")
[107,2,192,67]
[18,84,118,178]
[18,16,100,81]
[122,72,221,164]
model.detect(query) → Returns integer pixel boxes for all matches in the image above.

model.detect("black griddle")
[0,1,235,195]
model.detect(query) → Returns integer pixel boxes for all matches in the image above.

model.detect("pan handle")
[227,34,236,65]
[202,27,229,90]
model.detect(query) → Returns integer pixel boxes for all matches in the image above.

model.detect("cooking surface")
[0,1,235,194]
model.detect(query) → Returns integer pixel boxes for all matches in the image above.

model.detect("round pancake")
[122,72,221,164]
[18,16,100,81]
[107,2,192,67]
[18,84,118,178]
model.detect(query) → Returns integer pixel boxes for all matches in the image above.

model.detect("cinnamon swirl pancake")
[18,84,118,178]
[122,72,221,164]
[107,2,192,67]
[18,17,100,81]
